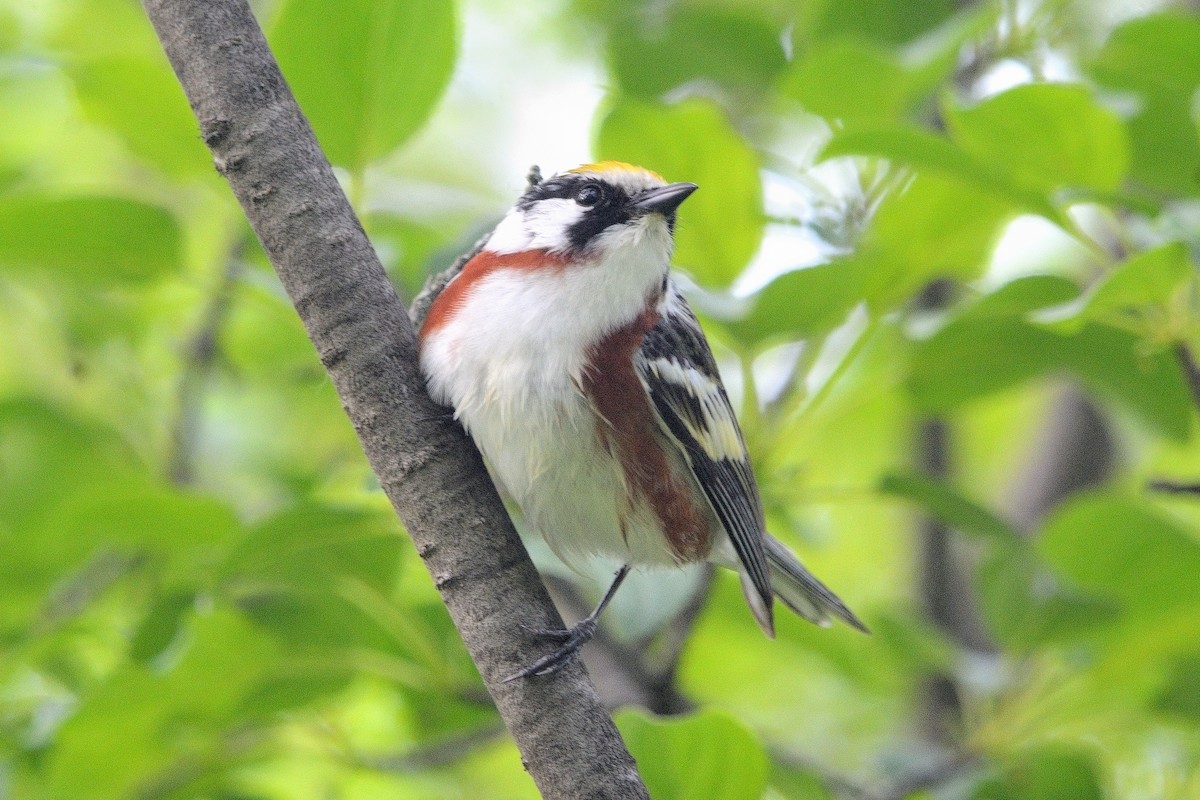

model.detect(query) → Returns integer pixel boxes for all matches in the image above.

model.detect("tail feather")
[764,534,868,633]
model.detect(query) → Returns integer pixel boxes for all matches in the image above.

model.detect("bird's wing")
[634,287,774,632]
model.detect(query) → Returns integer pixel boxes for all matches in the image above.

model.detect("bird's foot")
[503,617,600,681]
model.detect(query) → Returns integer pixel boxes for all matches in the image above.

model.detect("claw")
[503,618,599,681]
[503,565,630,682]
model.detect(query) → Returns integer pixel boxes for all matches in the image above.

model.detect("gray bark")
[138,2,648,797]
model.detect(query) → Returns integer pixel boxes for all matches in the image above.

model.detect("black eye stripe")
[516,173,657,252]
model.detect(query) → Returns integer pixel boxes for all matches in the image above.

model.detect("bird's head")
[419,162,697,346]
[484,161,698,263]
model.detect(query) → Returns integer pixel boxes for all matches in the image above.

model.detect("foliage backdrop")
[2,0,1199,798]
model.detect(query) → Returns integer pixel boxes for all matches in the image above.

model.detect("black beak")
[631,182,698,215]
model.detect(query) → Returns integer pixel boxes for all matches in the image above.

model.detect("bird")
[418,161,865,679]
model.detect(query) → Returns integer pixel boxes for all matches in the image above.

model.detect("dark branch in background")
[1174,341,1200,413]
[912,279,991,747]
[1006,387,1113,531]
[138,2,648,798]
[1148,479,1200,496]
[167,238,245,485]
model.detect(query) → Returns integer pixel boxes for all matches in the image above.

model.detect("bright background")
[2,0,1200,798]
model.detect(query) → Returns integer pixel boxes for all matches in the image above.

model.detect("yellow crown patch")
[567,161,665,183]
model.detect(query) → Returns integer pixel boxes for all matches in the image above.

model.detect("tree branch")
[138,2,648,797]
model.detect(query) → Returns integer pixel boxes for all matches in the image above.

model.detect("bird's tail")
[764,534,868,633]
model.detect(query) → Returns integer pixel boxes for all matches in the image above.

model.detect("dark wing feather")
[635,291,773,619]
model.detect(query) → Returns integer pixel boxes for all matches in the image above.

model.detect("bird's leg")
[504,564,632,681]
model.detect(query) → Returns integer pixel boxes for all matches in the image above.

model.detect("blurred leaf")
[1155,653,1200,721]
[725,259,869,348]
[821,127,1058,221]
[781,39,908,125]
[0,480,240,642]
[868,610,955,673]
[616,709,769,800]
[0,195,181,284]
[945,83,1129,194]
[977,547,1118,650]
[27,483,241,589]
[769,760,836,800]
[909,312,1052,413]
[224,505,400,594]
[965,274,1082,318]
[908,279,1192,440]
[222,505,404,652]
[1064,324,1192,442]
[1040,495,1200,620]
[0,399,139,530]
[67,55,212,178]
[852,174,1015,310]
[878,471,1019,543]
[598,98,763,287]
[46,609,281,800]
[806,0,955,45]
[271,0,457,169]
[48,0,162,59]
[0,9,17,52]
[224,281,320,379]
[366,212,457,299]
[129,590,195,663]
[1034,243,1194,334]
[607,6,786,99]
[1089,12,1200,195]
[974,747,1104,800]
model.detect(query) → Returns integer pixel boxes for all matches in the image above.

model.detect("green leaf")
[1063,324,1192,442]
[597,98,763,287]
[1040,495,1200,620]
[978,747,1104,800]
[907,278,1193,440]
[977,547,1118,650]
[0,400,138,529]
[1089,13,1200,195]
[129,590,195,663]
[607,6,786,99]
[30,483,241,582]
[1034,243,1194,334]
[781,39,909,125]
[271,0,457,169]
[1155,653,1200,721]
[0,195,182,284]
[945,83,1130,193]
[851,175,1016,310]
[46,609,282,800]
[223,505,402,595]
[221,505,404,652]
[820,127,1058,221]
[725,259,869,348]
[47,0,162,60]
[67,55,212,178]
[878,471,1019,543]
[0,480,240,640]
[615,709,769,800]
[807,0,956,45]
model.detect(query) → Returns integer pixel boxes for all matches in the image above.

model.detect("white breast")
[420,226,683,568]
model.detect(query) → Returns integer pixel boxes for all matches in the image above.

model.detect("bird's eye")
[575,183,603,207]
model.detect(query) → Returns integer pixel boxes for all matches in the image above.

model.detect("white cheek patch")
[486,200,585,254]
[526,199,584,251]
[485,210,534,254]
